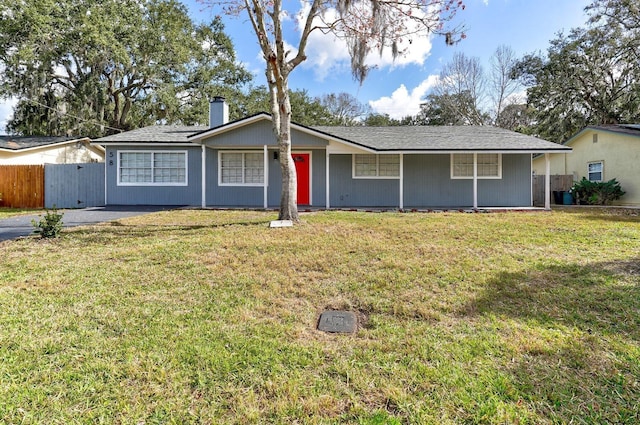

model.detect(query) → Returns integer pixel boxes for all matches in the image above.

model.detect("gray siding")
[201,121,329,148]
[105,145,532,208]
[329,154,400,207]
[205,148,326,207]
[205,148,262,207]
[327,153,532,209]
[106,146,202,206]
[403,153,531,208]
[403,154,469,207]
[477,154,531,206]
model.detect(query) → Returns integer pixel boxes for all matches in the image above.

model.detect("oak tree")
[513,0,640,142]
[0,0,251,137]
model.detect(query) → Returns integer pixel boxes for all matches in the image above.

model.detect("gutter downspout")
[545,153,551,210]
[473,153,478,209]
[263,145,268,209]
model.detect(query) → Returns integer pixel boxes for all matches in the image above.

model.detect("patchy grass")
[0,209,638,424]
[0,207,40,219]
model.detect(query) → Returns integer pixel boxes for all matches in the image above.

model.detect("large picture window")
[118,151,187,185]
[219,151,264,185]
[353,154,400,178]
[588,161,603,182]
[451,153,502,179]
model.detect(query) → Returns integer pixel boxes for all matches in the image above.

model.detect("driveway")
[0,206,172,242]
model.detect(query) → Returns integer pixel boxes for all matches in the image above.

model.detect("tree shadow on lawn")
[556,206,640,223]
[461,258,640,423]
[63,218,274,240]
[464,258,639,339]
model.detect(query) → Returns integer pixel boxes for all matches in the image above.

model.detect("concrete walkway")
[0,206,171,242]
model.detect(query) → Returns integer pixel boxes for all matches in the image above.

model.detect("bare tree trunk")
[267,62,299,222]
[277,114,298,221]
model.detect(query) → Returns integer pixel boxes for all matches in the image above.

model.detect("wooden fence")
[0,165,45,208]
[532,174,574,206]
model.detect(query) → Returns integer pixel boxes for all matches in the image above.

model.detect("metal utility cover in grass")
[317,310,357,333]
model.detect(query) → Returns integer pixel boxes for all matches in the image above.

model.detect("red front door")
[292,153,310,205]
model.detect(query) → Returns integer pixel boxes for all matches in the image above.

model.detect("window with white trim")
[588,161,603,182]
[118,151,187,185]
[353,154,400,178]
[451,153,502,179]
[219,151,264,185]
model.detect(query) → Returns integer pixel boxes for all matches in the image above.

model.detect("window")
[219,151,264,185]
[588,161,603,182]
[353,154,400,178]
[118,151,187,185]
[451,153,502,179]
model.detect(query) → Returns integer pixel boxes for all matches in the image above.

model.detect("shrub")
[32,207,64,239]
[570,177,625,205]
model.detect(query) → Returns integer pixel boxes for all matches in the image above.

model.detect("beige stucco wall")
[532,129,640,205]
[0,141,104,165]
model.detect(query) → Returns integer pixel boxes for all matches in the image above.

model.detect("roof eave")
[0,137,91,152]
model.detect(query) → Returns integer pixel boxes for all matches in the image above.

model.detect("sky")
[0,0,592,134]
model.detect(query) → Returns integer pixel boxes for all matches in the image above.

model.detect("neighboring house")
[93,98,570,209]
[532,124,640,206]
[0,136,104,165]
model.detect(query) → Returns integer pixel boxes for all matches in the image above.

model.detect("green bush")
[570,177,625,205]
[32,207,64,239]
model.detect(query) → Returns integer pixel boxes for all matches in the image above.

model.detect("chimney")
[209,96,229,128]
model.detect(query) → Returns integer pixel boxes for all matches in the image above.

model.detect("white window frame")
[352,154,400,179]
[218,150,265,187]
[450,153,502,179]
[588,161,604,182]
[117,150,188,186]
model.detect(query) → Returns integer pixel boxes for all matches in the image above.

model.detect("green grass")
[0,207,40,219]
[0,209,638,424]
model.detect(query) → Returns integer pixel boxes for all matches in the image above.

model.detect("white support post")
[473,153,478,209]
[325,151,330,209]
[399,153,404,210]
[263,145,268,209]
[104,149,109,206]
[545,153,551,210]
[201,145,206,208]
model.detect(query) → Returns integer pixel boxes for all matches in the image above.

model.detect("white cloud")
[369,75,440,119]
[0,98,17,135]
[293,1,435,81]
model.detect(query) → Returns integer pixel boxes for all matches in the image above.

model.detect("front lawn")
[0,209,638,424]
[0,207,40,219]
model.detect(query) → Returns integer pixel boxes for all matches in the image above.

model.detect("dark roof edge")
[187,112,271,138]
[566,124,640,144]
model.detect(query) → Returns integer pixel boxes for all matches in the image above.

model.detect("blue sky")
[0,0,591,134]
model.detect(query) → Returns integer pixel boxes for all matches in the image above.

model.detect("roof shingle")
[312,125,569,151]
[93,119,570,152]
[0,136,84,151]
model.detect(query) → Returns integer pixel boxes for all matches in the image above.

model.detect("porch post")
[399,153,404,210]
[263,145,268,209]
[201,145,206,208]
[473,153,478,209]
[544,153,551,210]
[325,151,330,209]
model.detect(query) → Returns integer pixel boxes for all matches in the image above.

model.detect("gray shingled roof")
[0,136,83,150]
[93,120,569,152]
[312,125,570,152]
[94,126,208,143]
[582,124,640,139]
